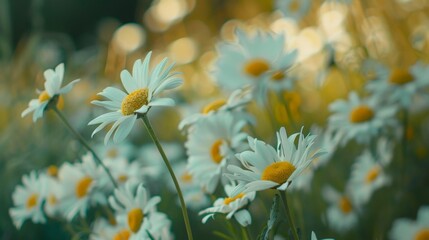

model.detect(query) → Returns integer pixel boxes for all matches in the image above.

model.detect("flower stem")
[279,190,299,240]
[141,114,193,240]
[52,107,118,188]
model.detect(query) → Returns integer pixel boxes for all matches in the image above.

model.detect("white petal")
[113,115,137,143]
[234,209,252,226]
[120,70,138,93]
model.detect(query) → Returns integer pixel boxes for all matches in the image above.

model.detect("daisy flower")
[185,112,248,193]
[328,91,398,145]
[275,0,311,22]
[88,52,183,144]
[199,183,255,227]
[95,141,135,161]
[390,206,429,240]
[178,86,254,131]
[21,63,80,122]
[366,62,429,108]
[360,59,389,82]
[349,139,392,205]
[103,157,145,188]
[212,28,297,103]
[57,154,108,220]
[42,169,64,217]
[108,182,161,239]
[90,217,123,240]
[9,170,47,229]
[227,127,323,196]
[138,211,174,240]
[323,186,358,233]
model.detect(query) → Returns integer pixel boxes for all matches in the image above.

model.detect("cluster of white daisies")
[14,9,429,239]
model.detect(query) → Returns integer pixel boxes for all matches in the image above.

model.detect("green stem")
[244,225,253,240]
[141,114,193,240]
[52,107,118,188]
[279,191,299,240]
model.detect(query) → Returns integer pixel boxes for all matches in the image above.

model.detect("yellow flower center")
[365,167,380,184]
[224,193,245,205]
[349,105,374,123]
[339,196,353,214]
[389,68,414,85]
[415,229,429,240]
[38,91,64,109]
[113,229,131,240]
[26,193,38,209]
[127,208,144,233]
[261,162,296,185]
[118,175,128,183]
[48,194,57,206]
[75,176,93,199]
[271,71,285,81]
[181,172,193,183]
[107,148,119,158]
[47,165,58,177]
[289,0,300,12]
[210,140,224,164]
[121,88,149,115]
[202,99,226,114]
[243,58,270,77]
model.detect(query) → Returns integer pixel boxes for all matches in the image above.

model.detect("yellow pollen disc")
[210,140,224,164]
[47,165,58,177]
[415,229,429,240]
[289,0,300,12]
[118,175,128,183]
[365,167,380,184]
[38,91,51,102]
[128,208,144,233]
[339,197,353,214]
[261,161,296,185]
[113,229,131,240]
[243,59,270,77]
[349,105,374,123]
[271,71,285,81]
[26,193,38,209]
[107,148,119,158]
[48,195,57,206]
[202,99,226,114]
[121,88,149,115]
[181,172,193,183]
[389,68,414,85]
[75,176,93,199]
[224,193,245,205]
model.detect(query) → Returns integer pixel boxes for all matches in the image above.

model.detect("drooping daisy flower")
[21,63,80,122]
[227,127,323,196]
[390,206,429,240]
[108,183,161,239]
[349,139,392,205]
[57,154,108,220]
[186,112,248,193]
[212,28,297,103]
[89,52,183,144]
[275,0,311,22]
[366,62,429,108]
[323,186,358,233]
[328,91,398,145]
[199,183,255,227]
[178,86,253,131]
[9,171,47,229]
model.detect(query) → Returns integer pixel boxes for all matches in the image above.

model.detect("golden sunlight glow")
[168,37,198,64]
[113,24,146,53]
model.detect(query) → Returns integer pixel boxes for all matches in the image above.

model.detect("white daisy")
[275,0,311,22]
[349,139,392,205]
[323,186,358,233]
[43,170,64,218]
[178,86,254,131]
[94,141,135,161]
[390,206,429,240]
[21,63,80,122]
[227,127,323,196]
[108,182,161,239]
[212,28,297,103]
[104,157,145,188]
[57,153,108,220]
[88,52,183,144]
[366,62,429,108]
[137,211,174,240]
[199,183,255,227]
[90,217,123,240]
[361,59,389,82]
[9,170,47,229]
[185,111,248,193]
[328,91,398,145]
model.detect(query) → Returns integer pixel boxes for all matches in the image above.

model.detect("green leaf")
[213,230,235,240]
[260,194,280,240]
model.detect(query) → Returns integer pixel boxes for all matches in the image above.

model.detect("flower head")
[390,206,429,240]
[323,186,358,233]
[89,52,182,144]
[21,63,80,122]
[275,0,311,22]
